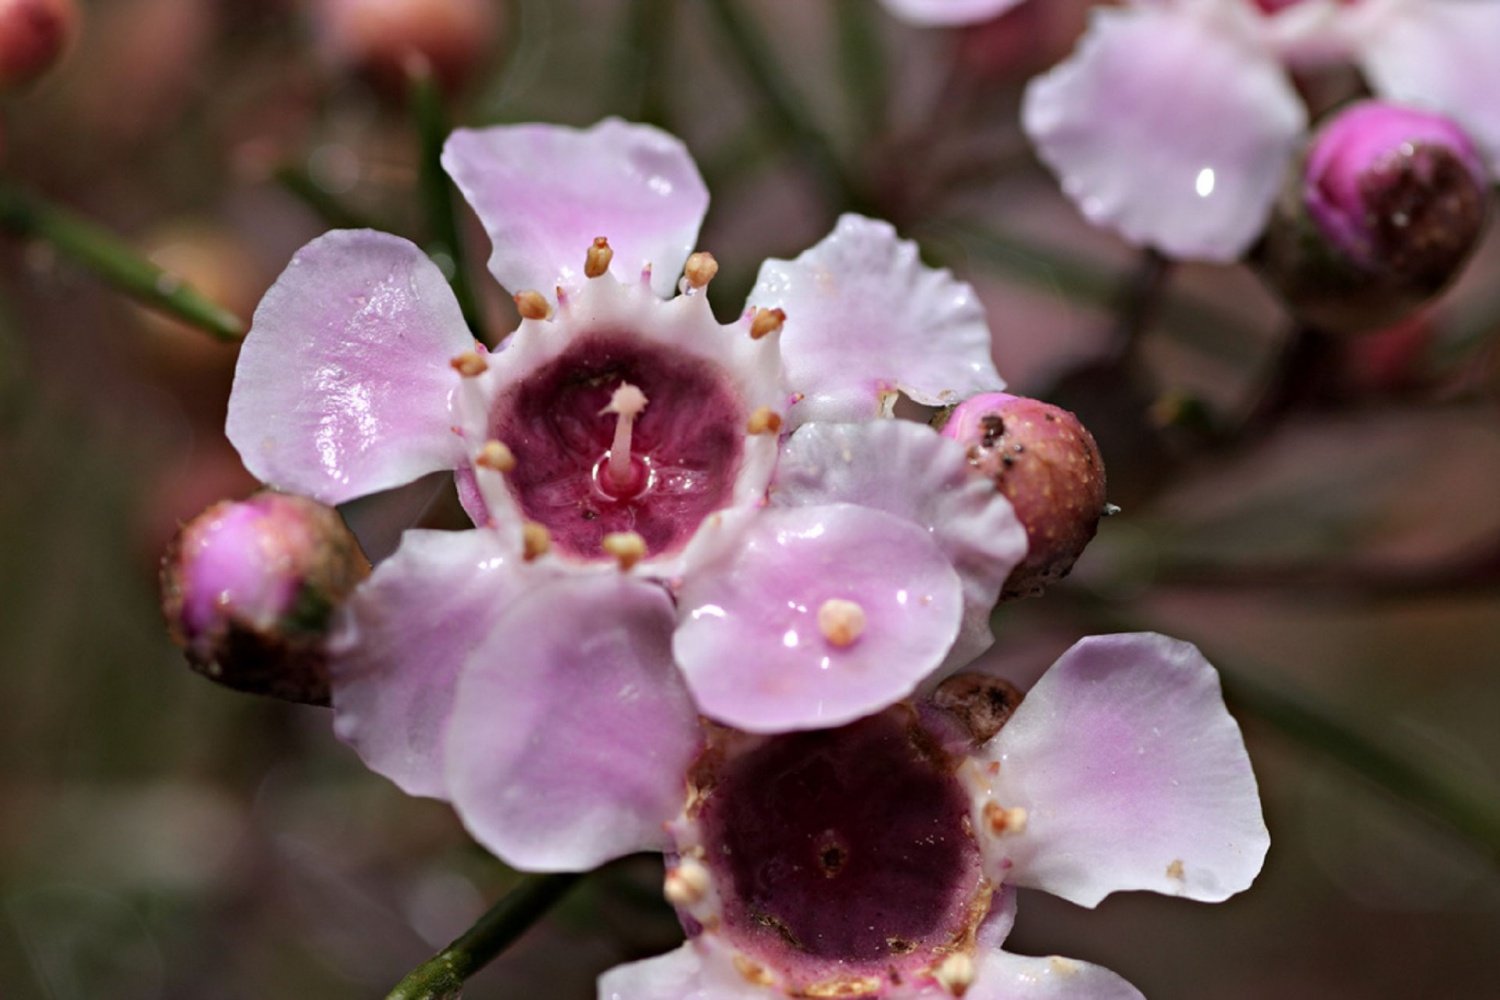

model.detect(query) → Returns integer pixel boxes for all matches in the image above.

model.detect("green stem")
[702,0,867,214]
[272,163,380,232]
[409,66,487,345]
[834,0,886,146]
[0,183,245,342]
[385,873,581,1000]
[1219,663,1500,866]
[614,0,677,127]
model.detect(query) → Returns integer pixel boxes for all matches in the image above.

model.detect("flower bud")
[1257,100,1490,334]
[0,0,78,91]
[160,492,369,705]
[940,392,1108,599]
[313,0,499,98]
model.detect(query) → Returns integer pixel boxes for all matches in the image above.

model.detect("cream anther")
[585,236,613,278]
[522,522,552,561]
[602,531,648,570]
[934,952,976,997]
[449,350,488,377]
[476,439,516,473]
[514,290,550,320]
[745,407,782,435]
[601,382,649,490]
[817,598,866,647]
[684,251,719,288]
[749,306,785,340]
[663,859,710,907]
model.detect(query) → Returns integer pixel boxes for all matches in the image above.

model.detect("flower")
[225,119,1030,871]
[929,0,1500,262]
[160,490,370,705]
[877,0,1026,27]
[600,634,1270,999]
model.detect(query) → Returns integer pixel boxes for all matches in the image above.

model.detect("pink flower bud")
[0,0,77,91]
[1305,100,1487,284]
[1257,100,1490,333]
[160,492,369,704]
[940,392,1108,599]
[314,0,500,97]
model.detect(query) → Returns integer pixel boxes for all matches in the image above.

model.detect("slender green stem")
[834,0,886,146]
[1052,593,1500,867]
[409,66,487,345]
[614,0,677,127]
[702,0,867,214]
[385,873,581,1000]
[1218,663,1500,866]
[0,183,245,342]
[272,163,380,232]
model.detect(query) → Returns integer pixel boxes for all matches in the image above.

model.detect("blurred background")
[1,1,1498,997]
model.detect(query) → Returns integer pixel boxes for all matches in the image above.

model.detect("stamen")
[749,306,786,340]
[1166,859,1186,881]
[817,598,866,647]
[585,236,613,278]
[663,859,710,908]
[449,350,488,377]
[933,953,976,997]
[733,955,775,987]
[475,440,516,472]
[745,407,782,435]
[600,382,649,491]
[602,531,648,570]
[684,251,719,289]
[522,522,552,561]
[514,290,551,320]
[983,801,1027,836]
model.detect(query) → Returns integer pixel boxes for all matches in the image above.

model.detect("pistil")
[601,381,649,494]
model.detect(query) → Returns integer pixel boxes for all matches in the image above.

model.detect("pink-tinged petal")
[673,505,964,732]
[444,575,700,871]
[968,951,1144,1000]
[966,634,1269,907]
[227,230,472,505]
[443,119,710,300]
[1022,5,1306,260]
[597,944,759,1000]
[749,215,1002,426]
[1359,2,1500,174]
[878,0,1025,27]
[772,421,1027,668]
[329,528,528,798]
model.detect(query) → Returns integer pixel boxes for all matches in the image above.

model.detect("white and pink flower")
[225,118,1028,871]
[601,634,1270,999]
[890,0,1500,262]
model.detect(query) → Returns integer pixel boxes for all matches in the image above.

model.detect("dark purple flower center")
[488,334,745,560]
[697,712,987,993]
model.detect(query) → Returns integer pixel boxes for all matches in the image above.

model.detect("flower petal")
[444,574,701,871]
[749,214,1002,426]
[1359,1,1500,173]
[673,505,963,732]
[772,421,1027,668]
[968,951,1144,1000]
[443,119,710,300]
[878,0,1025,27]
[1021,5,1306,260]
[329,528,527,798]
[226,230,472,504]
[967,633,1269,907]
[597,944,759,1000]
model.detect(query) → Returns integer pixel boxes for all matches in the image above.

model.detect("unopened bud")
[313,0,499,98]
[0,0,79,92]
[1257,100,1490,334]
[160,492,369,705]
[939,392,1107,599]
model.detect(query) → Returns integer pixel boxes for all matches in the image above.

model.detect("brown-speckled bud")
[160,491,369,705]
[939,392,1108,599]
[313,0,499,98]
